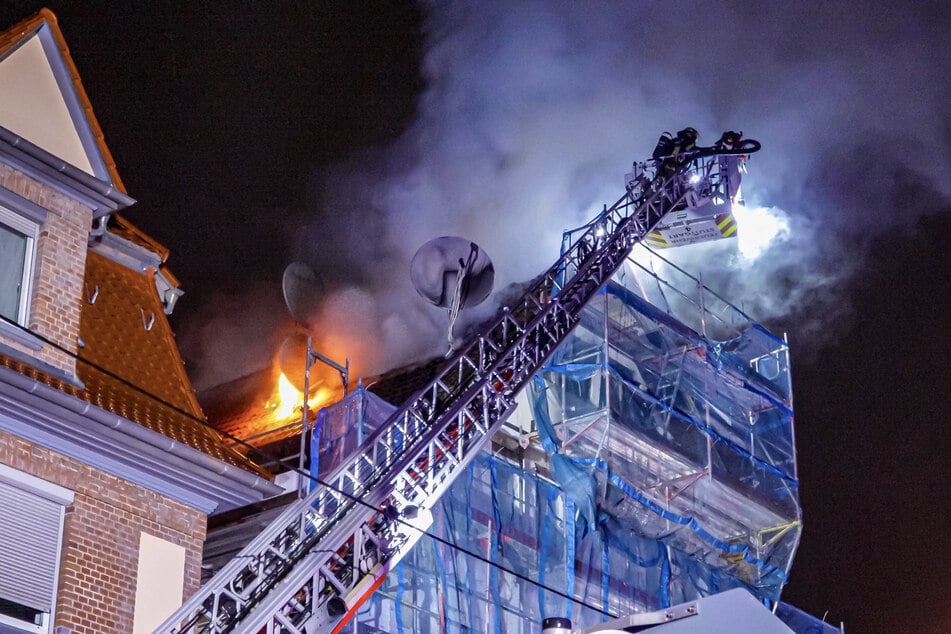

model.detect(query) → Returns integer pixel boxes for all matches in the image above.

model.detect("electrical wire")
[0,313,617,619]
[0,151,756,626]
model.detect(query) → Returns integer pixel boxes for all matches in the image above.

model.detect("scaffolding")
[321,242,802,632]
[159,139,823,633]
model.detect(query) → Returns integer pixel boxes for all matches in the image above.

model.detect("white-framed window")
[0,204,38,327]
[0,464,73,634]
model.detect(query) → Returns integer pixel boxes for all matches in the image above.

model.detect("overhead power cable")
[0,314,617,619]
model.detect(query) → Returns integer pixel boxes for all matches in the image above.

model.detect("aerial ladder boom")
[156,143,758,634]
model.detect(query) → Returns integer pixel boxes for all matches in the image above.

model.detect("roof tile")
[76,251,270,477]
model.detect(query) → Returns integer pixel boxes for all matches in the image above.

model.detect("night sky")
[2,2,949,632]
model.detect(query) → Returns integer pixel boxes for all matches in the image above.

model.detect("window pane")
[0,224,27,323]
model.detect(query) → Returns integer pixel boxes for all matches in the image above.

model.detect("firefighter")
[715,130,744,201]
[652,131,675,162]
[715,130,742,151]
[674,127,699,156]
[658,127,698,178]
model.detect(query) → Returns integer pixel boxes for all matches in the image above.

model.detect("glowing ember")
[274,372,303,419]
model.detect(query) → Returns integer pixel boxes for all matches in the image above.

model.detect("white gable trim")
[34,24,111,183]
[0,23,111,184]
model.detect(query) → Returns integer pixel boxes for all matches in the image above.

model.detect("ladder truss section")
[156,162,704,634]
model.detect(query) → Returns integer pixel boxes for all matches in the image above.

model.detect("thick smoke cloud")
[186,0,950,390]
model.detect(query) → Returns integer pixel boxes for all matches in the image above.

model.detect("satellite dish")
[410,236,494,354]
[410,236,494,309]
[282,262,324,324]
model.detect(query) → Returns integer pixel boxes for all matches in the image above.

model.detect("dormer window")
[0,204,37,327]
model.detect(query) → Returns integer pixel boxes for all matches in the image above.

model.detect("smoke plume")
[186,0,951,389]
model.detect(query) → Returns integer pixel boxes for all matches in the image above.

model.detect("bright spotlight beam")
[731,204,790,259]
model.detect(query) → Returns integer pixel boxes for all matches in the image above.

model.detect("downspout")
[88,212,111,241]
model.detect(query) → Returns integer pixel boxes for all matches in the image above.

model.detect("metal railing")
[155,160,699,634]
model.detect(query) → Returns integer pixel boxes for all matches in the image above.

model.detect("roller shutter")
[0,479,63,613]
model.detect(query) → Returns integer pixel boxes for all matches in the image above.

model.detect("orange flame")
[273,373,303,419]
[308,388,332,410]
[270,372,336,420]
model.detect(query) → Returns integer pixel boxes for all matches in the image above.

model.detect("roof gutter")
[0,126,134,217]
[0,363,283,513]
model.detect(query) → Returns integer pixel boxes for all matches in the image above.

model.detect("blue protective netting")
[324,243,807,632]
[311,384,396,481]
[344,451,772,632]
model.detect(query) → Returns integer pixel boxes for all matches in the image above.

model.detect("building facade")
[0,10,281,633]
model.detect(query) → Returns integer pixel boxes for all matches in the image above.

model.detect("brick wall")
[0,163,90,377]
[0,428,206,633]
